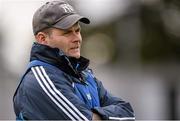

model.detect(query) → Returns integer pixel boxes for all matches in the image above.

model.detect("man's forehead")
[68,22,81,30]
[61,22,80,32]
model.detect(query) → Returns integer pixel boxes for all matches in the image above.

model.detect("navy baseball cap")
[32,0,90,35]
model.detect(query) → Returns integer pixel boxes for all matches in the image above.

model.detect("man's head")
[32,0,90,58]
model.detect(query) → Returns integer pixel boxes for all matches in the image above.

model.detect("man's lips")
[70,46,79,49]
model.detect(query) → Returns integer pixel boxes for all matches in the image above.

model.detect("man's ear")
[35,32,48,45]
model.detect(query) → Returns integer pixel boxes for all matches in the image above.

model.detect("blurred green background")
[0,0,180,119]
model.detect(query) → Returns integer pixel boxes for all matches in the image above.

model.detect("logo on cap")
[61,4,74,13]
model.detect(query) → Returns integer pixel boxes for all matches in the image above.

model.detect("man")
[13,0,135,120]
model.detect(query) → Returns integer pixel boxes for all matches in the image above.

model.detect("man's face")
[45,23,82,58]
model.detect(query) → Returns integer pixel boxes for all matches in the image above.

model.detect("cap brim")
[53,14,90,30]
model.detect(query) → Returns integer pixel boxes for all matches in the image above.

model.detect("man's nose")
[72,31,81,42]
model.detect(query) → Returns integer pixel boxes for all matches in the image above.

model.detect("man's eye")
[76,28,81,33]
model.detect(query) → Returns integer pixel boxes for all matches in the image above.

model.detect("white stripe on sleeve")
[39,66,89,121]
[35,67,83,120]
[31,67,75,120]
[109,116,135,120]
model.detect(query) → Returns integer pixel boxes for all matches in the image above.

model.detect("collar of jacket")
[30,42,90,79]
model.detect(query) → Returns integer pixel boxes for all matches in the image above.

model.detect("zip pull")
[63,56,87,85]
[79,77,88,85]
[76,63,80,71]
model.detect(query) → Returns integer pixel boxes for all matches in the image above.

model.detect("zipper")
[63,56,87,85]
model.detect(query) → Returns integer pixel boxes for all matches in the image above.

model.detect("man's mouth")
[70,46,80,52]
[70,46,79,50]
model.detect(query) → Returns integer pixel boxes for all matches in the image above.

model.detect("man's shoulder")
[23,65,68,85]
[21,65,74,94]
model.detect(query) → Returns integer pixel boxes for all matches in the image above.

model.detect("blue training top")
[15,60,100,120]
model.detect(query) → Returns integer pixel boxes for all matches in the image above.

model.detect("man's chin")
[69,54,80,59]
